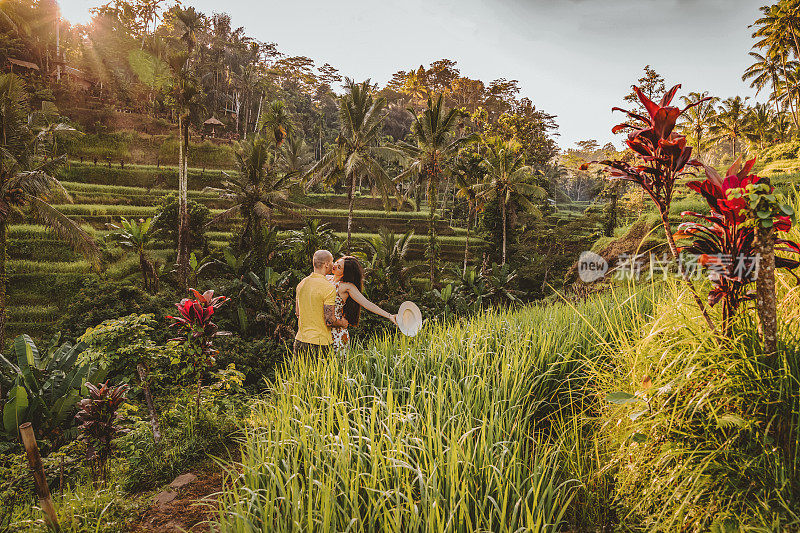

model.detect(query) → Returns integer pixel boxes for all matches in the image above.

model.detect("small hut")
[203,117,225,137]
[8,58,40,75]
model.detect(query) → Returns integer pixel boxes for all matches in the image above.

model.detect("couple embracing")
[293,249,396,357]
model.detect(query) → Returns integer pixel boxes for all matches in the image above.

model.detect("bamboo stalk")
[19,423,60,532]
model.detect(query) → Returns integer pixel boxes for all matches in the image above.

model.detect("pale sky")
[59,0,765,150]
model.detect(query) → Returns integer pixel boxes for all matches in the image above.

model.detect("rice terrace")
[2,0,800,531]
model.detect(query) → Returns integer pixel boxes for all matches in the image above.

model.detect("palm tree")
[279,133,313,175]
[0,74,99,345]
[170,7,206,289]
[474,138,546,265]
[286,219,338,266]
[306,79,396,251]
[107,218,158,294]
[744,103,777,149]
[710,96,749,157]
[396,95,477,284]
[258,100,293,148]
[742,50,784,121]
[205,136,305,259]
[175,6,204,55]
[453,152,486,275]
[751,4,800,128]
[362,228,414,294]
[677,92,718,161]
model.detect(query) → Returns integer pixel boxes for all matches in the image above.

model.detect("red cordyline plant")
[167,289,230,413]
[677,158,800,341]
[582,84,718,334]
[75,382,130,483]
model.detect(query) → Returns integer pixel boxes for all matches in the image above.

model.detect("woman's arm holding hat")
[341,283,396,324]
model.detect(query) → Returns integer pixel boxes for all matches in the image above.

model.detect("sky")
[58,0,765,150]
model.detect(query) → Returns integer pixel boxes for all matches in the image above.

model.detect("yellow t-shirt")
[295,272,336,345]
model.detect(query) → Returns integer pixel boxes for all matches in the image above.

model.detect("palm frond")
[27,196,101,271]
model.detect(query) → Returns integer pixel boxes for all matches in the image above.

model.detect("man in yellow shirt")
[294,249,348,357]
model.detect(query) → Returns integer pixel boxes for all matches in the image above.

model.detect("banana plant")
[188,251,216,287]
[456,267,489,312]
[238,266,296,341]
[432,283,455,319]
[1,334,104,441]
[485,263,522,306]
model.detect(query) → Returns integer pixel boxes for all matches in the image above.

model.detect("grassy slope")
[7,160,489,339]
[217,292,647,531]
[218,272,800,531]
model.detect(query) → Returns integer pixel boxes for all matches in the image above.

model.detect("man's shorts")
[293,339,331,359]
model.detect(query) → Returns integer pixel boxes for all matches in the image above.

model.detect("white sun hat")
[396,301,423,337]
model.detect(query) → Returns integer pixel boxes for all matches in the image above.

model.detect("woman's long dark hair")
[340,256,364,327]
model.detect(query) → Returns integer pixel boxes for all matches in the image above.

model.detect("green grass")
[7,304,60,321]
[57,161,226,189]
[7,259,91,274]
[51,204,160,216]
[216,292,652,532]
[60,130,237,169]
[8,224,99,239]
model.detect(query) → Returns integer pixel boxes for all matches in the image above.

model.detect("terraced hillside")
[7,161,490,340]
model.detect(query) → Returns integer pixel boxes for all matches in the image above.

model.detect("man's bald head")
[312,249,333,271]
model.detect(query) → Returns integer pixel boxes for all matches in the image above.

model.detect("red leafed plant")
[167,289,230,413]
[677,158,800,339]
[582,84,718,334]
[75,382,130,483]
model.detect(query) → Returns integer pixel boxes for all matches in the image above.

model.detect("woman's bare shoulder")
[338,281,356,291]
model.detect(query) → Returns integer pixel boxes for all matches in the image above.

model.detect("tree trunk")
[136,363,161,443]
[660,209,718,336]
[255,94,263,135]
[139,250,150,293]
[501,197,507,265]
[441,174,452,219]
[755,225,777,354]
[177,115,190,290]
[347,176,354,252]
[0,223,6,350]
[428,174,438,286]
[463,205,471,276]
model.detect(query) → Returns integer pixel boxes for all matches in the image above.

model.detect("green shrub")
[9,480,144,532]
[214,336,287,388]
[150,192,210,250]
[119,388,240,492]
[54,279,177,343]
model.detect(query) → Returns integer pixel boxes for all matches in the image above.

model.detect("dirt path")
[131,467,228,532]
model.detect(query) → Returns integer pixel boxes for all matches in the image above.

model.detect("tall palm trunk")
[441,174,452,220]
[463,204,471,276]
[780,56,799,129]
[427,172,438,286]
[346,174,355,252]
[501,196,507,265]
[177,114,189,289]
[0,222,6,349]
